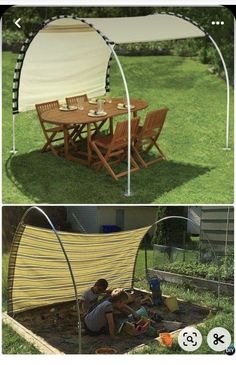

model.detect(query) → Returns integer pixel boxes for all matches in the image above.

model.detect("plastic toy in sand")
[159,332,173,348]
[164,296,179,312]
[121,316,150,336]
[149,278,163,305]
[135,306,149,318]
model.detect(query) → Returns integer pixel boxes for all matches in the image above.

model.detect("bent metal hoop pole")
[107,44,132,196]
[208,35,230,150]
[144,216,201,277]
[145,215,221,308]
[10,115,17,154]
[16,206,82,354]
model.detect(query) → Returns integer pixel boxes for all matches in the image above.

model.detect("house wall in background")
[200,206,234,253]
[187,207,201,235]
[67,206,99,233]
[66,206,157,234]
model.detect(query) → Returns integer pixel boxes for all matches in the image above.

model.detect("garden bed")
[148,269,234,296]
[3,288,211,354]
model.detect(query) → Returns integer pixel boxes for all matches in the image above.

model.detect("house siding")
[200,207,234,253]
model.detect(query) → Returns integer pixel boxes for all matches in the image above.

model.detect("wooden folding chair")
[66,94,88,107]
[66,94,107,141]
[133,108,169,168]
[90,117,140,180]
[65,95,88,142]
[35,100,75,156]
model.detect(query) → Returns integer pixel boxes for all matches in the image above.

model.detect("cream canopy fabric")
[8,224,150,314]
[84,14,205,43]
[15,14,205,112]
[17,18,112,112]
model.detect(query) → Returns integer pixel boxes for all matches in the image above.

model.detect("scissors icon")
[213,333,225,345]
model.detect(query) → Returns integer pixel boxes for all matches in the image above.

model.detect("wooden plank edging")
[148,269,234,296]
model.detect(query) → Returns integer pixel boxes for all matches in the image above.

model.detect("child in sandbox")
[80,278,110,314]
[84,288,140,340]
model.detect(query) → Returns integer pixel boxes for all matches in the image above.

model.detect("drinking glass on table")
[97,99,104,113]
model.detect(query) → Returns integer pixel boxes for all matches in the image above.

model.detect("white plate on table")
[117,104,135,110]
[59,106,77,111]
[88,111,107,117]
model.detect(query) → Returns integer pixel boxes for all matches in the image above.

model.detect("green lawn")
[2,324,41,354]
[2,249,234,354]
[2,52,234,204]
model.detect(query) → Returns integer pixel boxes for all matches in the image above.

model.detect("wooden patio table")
[41,97,148,165]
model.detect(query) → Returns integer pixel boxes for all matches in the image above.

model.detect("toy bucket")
[136,306,149,318]
[150,278,161,291]
[164,296,179,312]
[122,317,150,336]
[159,332,173,347]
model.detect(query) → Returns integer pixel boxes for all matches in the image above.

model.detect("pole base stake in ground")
[124,190,134,197]
[10,150,18,154]
[223,147,231,151]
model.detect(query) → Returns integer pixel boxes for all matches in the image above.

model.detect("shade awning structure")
[8,224,150,315]
[11,12,230,196]
[14,14,205,113]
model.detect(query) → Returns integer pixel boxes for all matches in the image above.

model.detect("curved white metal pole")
[208,35,230,150]
[145,215,208,273]
[145,215,222,308]
[107,43,132,196]
[10,114,17,154]
[18,206,82,354]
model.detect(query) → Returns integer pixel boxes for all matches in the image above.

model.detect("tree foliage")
[152,207,188,247]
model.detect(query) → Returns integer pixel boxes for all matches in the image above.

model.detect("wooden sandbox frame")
[2,288,212,354]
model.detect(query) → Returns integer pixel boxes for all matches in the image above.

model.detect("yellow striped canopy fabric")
[8,224,150,314]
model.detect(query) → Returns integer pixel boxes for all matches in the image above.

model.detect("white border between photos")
[0,0,236,6]
[0,1,235,365]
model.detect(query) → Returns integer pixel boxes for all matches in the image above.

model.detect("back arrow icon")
[15,18,21,29]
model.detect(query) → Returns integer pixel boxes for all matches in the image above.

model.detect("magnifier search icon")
[187,335,194,343]
[178,327,202,352]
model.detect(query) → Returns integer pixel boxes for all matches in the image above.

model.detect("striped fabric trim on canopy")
[8,224,150,315]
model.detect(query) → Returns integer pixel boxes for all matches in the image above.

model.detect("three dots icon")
[211,21,224,25]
